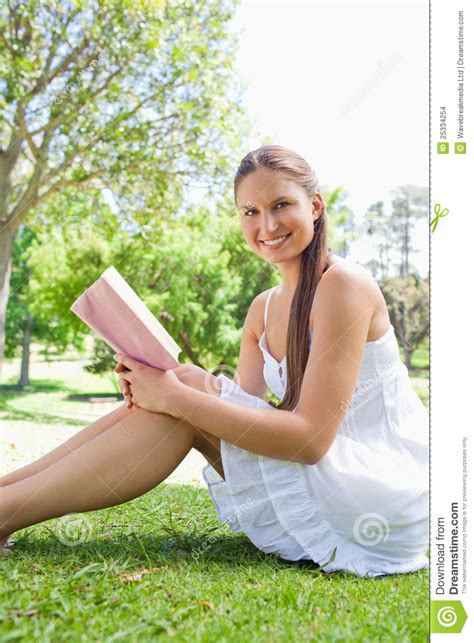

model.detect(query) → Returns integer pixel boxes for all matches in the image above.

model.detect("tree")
[0,0,248,375]
[14,184,379,384]
[5,200,118,386]
[13,199,248,381]
[324,186,356,259]
[107,203,246,372]
[361,201,392,279]
[389,186,428,277]
[5,224,82,389]
[4,183,127,385]
[4,225,50,387]
[379,275,429,370]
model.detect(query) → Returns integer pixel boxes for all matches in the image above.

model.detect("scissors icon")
[430,203,449,233]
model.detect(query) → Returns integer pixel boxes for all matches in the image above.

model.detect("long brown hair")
[234,145,331,411]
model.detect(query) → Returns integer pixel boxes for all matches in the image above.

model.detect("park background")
[0,0,429,640]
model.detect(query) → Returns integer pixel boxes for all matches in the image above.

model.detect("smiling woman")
[0,146,428,582]
[198,144,429,578]
[235,146,331,412]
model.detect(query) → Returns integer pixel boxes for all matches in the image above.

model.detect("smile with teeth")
[260,233,291,247]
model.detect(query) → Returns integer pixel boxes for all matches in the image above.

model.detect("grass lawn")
[0,349,429,641]
[1,485,429,641]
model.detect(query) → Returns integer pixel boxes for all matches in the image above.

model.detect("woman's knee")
[115,402,137,419]
[174,366,221,397]
[126,407,223,476]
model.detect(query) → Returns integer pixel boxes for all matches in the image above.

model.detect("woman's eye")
[243,201,288,216]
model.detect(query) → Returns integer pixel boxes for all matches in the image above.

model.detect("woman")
[0,145,429,578]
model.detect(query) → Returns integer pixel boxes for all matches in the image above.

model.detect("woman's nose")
[260,213,279,235]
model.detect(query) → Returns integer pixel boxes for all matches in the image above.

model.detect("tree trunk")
[18,314,34,388]
[404,211,410,277]
[0,224,17,380]
[0,127,51,380]
[404,345,413,371]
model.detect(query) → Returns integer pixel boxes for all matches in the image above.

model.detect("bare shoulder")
[322,258,378,290]
[310,259,379,321]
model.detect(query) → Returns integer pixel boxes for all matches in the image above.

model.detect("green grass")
[1,353,429,641]
[0,382,119,426]
[410,337,429,371]
[1,485,429,642]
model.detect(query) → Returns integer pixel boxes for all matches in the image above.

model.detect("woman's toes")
[0,534,12,548]
[0,533,15,556]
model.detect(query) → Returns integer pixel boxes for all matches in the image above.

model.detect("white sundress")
[202,275,429,578]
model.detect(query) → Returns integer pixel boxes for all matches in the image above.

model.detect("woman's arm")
[166,384,316,465]
[166,265,376,466]
[115,354,314,463]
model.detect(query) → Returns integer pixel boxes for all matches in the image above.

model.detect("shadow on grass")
[67,393,121,402]
[4,483,429,587]
[0,379,71,394]
[0,403,86,426]
[10,529,347,578]
[7,530,428,586]
[0,380,120,426]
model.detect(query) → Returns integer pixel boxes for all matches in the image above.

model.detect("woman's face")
[235,168,323,264]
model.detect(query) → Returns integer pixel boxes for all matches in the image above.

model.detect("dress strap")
[264,286,278,331]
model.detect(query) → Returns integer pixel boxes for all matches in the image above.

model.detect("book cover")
[70,266,181,370]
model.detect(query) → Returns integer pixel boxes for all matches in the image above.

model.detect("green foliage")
[324,186,356,258]
[27,237,113,352]
[0,0,251,370]
[4,225,60,361]
[105,204,252,372]
[1,0,249,226]
[4,188,123,365]
[5,226,36,359]
[379,275,429,368]
[6,183,362,375]
[83,338,121,393]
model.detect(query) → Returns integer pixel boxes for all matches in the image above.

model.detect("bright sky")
[230,0,429,275]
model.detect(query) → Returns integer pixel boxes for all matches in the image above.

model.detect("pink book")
[70,266,181,370]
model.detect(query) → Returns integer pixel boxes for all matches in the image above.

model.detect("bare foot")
[0,533,14,556]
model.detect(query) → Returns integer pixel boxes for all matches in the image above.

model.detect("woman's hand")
[115,362,136,410]
[113,354,186,415]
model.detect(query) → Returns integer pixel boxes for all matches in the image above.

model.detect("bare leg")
[0,403,135,487]
[1,371,223,488]
[0,408,210,544]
